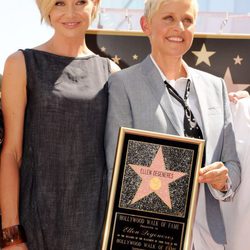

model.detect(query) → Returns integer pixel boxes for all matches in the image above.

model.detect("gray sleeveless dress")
[19,49,110,250]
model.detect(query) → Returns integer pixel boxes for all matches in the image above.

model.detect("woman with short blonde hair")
[105,0,240,249]
[0,0,119,249]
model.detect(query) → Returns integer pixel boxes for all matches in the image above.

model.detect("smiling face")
[141,0,196,60]
[49,0,98,38]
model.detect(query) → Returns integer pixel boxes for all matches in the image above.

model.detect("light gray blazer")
[105,55,241,244]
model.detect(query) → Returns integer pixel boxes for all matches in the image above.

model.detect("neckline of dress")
[27,48,97,60]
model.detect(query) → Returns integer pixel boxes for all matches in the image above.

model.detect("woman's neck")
[38,34,93,58]
[151,53,187,80]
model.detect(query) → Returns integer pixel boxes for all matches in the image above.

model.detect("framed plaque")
[102,127,205,250]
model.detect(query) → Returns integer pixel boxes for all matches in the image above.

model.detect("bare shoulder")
[4,50,25,71]
[4,51,26,74]
[109,59,121,74]
[3,51,26,87]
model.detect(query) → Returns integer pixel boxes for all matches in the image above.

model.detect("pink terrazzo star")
[129,146,187,209]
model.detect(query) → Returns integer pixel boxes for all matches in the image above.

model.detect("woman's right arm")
[0,51,28,249]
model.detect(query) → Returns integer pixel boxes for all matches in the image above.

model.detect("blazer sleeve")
[221,79,241,193]
[105,73,133,185]
[209,78,241,200]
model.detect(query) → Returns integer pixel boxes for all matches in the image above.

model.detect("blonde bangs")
[144,0,198,21]
[36,0,100,24]
[144,0,168,21]
[36,0,56,25]
[91,0,101,21]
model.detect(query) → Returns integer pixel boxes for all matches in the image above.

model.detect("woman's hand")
[228,90,249,103]
[198,162,229,191]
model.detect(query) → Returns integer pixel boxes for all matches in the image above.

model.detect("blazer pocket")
[207,106,223,116]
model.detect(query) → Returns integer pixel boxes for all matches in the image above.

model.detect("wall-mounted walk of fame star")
[129,146,187,209]
[192,43,216,67]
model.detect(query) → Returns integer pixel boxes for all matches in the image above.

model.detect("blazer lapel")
[189,68,209,141]
[140,56,184,136]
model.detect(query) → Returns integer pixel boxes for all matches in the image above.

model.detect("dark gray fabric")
[19,49,110,250]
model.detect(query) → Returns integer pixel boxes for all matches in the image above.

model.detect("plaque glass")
[102,127,205,250]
